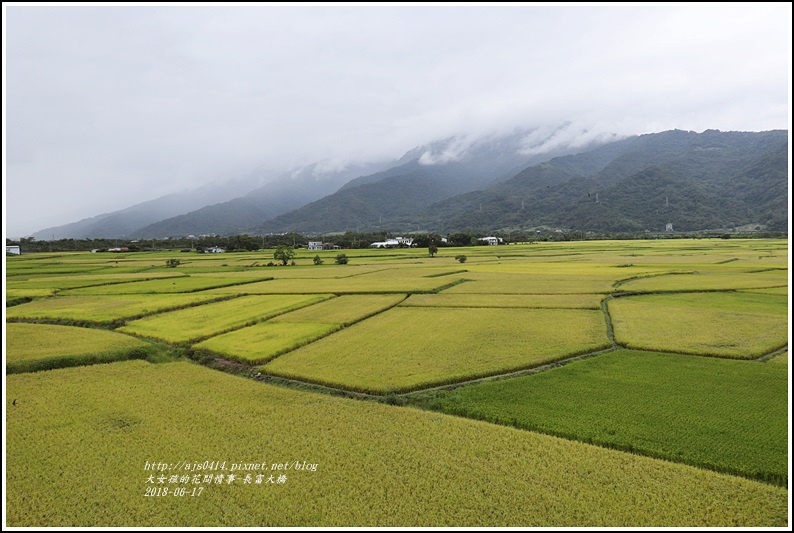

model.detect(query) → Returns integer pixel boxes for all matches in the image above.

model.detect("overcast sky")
[4,3,791,238]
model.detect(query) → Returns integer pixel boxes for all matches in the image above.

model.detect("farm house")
[370,237,414,248]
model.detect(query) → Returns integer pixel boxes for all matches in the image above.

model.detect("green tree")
[274,245,295,266]
[454,254,467,263]
[335,253,349,265]
[165,259,181,268]
[313,255,324,265]
[428,244,438,257]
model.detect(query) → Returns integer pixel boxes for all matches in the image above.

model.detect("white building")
[205,246,225,253]
[6,245,21,255]
[308,241,324,251]
[478,237,502,246]
[370,237,414,248]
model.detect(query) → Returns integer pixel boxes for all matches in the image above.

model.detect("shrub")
[335,253,349,265]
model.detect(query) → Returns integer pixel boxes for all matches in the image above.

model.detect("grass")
[262,307,610,393]
[609,292,788,358]
[413,349,788,485]
[6,323,155,373]
[118,294,333,343]
[5,360,787,527]
[5,294,228,325]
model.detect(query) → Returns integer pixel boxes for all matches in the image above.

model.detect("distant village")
[7,223,777,256]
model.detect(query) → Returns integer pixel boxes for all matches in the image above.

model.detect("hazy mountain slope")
[255,128,611,234]
[31,180,253,240]
[130,160,391,238]
[32,160,391,240]
[422,129,788,233]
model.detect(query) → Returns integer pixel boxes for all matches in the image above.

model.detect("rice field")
[4,239,790,527]
[61,275,273,295]
[414,349,788,485]
[202,274,462,295]
[739,286,788,296]
[5,361,787,527]
[195,294,405,363]
[6,323,154,373]
[6,294,228,324]
[271,294,405,324]
[8,271,185,287]
[196,322,340,364]
[262,307,610,393]
[400,293,603,309]
[618,268,787,292]
[441,271,617,294]
[608,292,788,357]
[118,294,332,343]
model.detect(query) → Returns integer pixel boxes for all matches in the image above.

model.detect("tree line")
[7,229,787,254]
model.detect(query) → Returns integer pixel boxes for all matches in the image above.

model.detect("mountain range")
[30,127,788,239]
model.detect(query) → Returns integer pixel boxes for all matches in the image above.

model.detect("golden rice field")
[62,275,273,295]
[201,274,461,295]
[195,294,405,363]
[608,292,788,358]
[5,293,227,324]
[400,293,603,309]
[196,322,340,364]
[618,267,787,292]
[6,323,153,373]
[118,294,332,343]
[262,307,610,393]
[5,361,787,527]
[442,271,618,294]
[4,239,790,526]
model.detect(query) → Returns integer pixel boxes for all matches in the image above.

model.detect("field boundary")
[613,270,695,288]
[424,270,468,278]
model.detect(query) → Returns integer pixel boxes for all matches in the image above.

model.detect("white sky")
[3,3,792,237]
